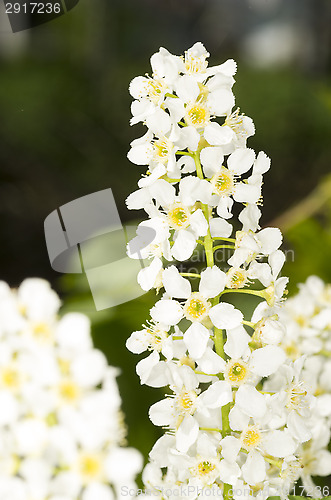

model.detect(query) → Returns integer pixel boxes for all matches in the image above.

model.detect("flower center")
[1,367,20,389]
[153,137,173,164]
[225,108,246,138]
[225,359,249,386]
[146,324,168,351]
[184,53,208,75]
[175,389,197,416]
[58,380,80,403]
[145,77,166,104]
[283,342,300,361]
[286,382,308,412]
[167,203,190,230]
[211,167,235,196]
[185,103,210,128]
[280,458,303,483]
[79,453,103,481]
[198,460,216,475]
[32,322,52,342]
[183,292,211,322]
[226,268,248,289]
[241,426,261,450]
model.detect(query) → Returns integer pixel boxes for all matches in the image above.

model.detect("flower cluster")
[278,275,331,493]
[126,43,317,500]
[0,278,142,500]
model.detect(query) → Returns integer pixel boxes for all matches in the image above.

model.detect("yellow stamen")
[183,292,211,322]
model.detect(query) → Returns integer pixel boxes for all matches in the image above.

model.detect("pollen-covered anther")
[240,426,262,451]
[1,366,21,390]
[145,323,168,351]
[144,76,167,104]
[280,458,303,483]
[185,102,210,128]
[286,382,309,412]
[32,322,53,342]
[226,267,248,289]
[58,380,81,403]
[174,388,198,416]
[183,292,211,322]
[225,108,246,137]
[78,453,103,482]
[283,342,300,361]
[152,137,173,164]
[167,203,191,230]
[211,167,235,197]
[225,359,249,386]
[184,51,208,75]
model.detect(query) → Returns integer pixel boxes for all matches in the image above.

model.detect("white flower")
[0,279,142,499]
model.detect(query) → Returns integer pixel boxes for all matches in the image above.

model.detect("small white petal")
[199,266,226,298]
[146,109,172,135]
[207,88,235,116]
[257,228,283,254]
[235,385,267,418]
[138,258,163,291]
[262,430,297,458]
[253,151,271,174]
[150,299,183,326]
[183,323,210,359]
[189,209,208,237]
[198,380,232,409]
[209,303,243,329]
[209,218,233,238]
[221,436,241,462]
[249,345,286,377]
[242,450,266,485]
[176,415,199,452]
[224,326,251,359]
[172,230,197,262]
[149,397,173,426]
[219,460,241,486]
[204,122,234,146]
[162,266,191,299]
[228,148,255,175]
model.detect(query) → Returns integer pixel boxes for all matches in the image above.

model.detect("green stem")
[213,245,235,251]
[212,237,236,243]
[242,320,255,329]
[180,272,201,278]
[214,328,225,360]
[318,350,331,357]
[194,150,232,500]
[221,403,232,438]
[199,427,222,433]
[176,151,193,156]
[223,483,233,500]
[220,288,265,299]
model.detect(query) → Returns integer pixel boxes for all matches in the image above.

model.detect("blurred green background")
[1,0,331,472]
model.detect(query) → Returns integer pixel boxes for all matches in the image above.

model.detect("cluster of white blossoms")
[126,43,322,500]
[278,276,331,494]
[0,278,142,500]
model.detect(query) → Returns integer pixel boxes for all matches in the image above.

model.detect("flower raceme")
[0,278,142,500]
[126,43,317,500]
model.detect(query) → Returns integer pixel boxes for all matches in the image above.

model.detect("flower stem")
[213,245,235,251]
[194,150,232,500]
[180,272,201,278]
[220,288,265,299]
[199,427,222,433]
